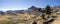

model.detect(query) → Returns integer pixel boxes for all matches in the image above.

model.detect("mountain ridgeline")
[0,5,60,24]
[0,5,60,15]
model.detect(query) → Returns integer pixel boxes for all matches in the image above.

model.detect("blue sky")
[0,0,60,11]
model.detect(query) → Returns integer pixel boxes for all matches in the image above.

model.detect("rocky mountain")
[0,6,42,15]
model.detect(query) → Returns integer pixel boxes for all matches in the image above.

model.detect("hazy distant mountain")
[54,6,60,8]
[5,10,14,14]
[14,10,24,13]
[5,10,24,14]
[0,11,5,14]
[52,6,60,9]
[52,6,60,10]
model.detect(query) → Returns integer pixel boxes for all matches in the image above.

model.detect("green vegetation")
[45,5,52,18]
[45,5,51,14]
[0,20,18,24]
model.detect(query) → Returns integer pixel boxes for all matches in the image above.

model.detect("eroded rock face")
[51,17,60,24]
[43,16,57,24]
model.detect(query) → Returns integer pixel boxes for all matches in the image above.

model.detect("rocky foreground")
[0,11,60,24]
